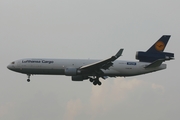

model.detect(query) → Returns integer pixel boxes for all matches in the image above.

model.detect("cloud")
[89,78,143,117]
[152,83,165,93]
[63,78,143,120]
[64,99,83,120]
[63,78,167,120]
[0,102,14,118]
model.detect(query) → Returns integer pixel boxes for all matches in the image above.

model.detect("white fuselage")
[7,58,166,77]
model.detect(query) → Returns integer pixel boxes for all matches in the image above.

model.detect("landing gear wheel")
[93,81,101,86]
[89,78,94,82]
[93,81,97,85]
[27,74,31,82]
[97,81,102,86]
[27,79,30,82]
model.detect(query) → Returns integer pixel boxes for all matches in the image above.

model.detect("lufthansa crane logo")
[155,41,165,51]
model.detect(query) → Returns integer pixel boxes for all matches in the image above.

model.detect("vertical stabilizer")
[136,35,174,62]
[146,35,171,53]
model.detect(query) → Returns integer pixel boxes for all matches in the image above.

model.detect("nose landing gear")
[27,74,31,82]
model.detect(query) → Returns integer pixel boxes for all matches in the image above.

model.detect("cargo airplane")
[7,35,174,85]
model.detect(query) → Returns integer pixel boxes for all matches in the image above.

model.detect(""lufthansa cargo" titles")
[22,60,54,64]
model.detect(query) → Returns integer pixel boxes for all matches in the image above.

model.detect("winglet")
[115,49,124,58]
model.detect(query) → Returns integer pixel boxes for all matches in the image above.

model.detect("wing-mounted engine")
[136,51,174,62]
[65,67,80,76]
[71,75,89,81]
[64,68,89,81]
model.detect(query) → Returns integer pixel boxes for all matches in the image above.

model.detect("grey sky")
[0,0,179,120]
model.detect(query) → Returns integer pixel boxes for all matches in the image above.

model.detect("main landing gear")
[89,77,102,86]
[27,74,31,82]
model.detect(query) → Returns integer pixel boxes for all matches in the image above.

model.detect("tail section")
[136,35,174,63]
[146,35,170,53]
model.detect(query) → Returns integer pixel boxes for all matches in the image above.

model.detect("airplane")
[7,35,174,85]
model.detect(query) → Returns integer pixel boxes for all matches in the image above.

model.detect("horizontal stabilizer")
[145,59,164,69]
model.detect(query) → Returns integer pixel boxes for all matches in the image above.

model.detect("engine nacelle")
[71,75,89,81]
[136,51,174,62]
[65,67,78,76]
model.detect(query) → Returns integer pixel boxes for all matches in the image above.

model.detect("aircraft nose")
[7,64,14,70]
[7,61,16,70]
[7,64,11,70]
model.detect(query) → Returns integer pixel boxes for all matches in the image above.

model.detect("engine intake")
[65,67,78,76]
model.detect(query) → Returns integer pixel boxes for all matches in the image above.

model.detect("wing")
[79,49,124,73]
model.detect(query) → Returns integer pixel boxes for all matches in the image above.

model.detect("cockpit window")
[11,62,15,64]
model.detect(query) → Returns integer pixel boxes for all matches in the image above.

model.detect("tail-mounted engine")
[136,51,174,62]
